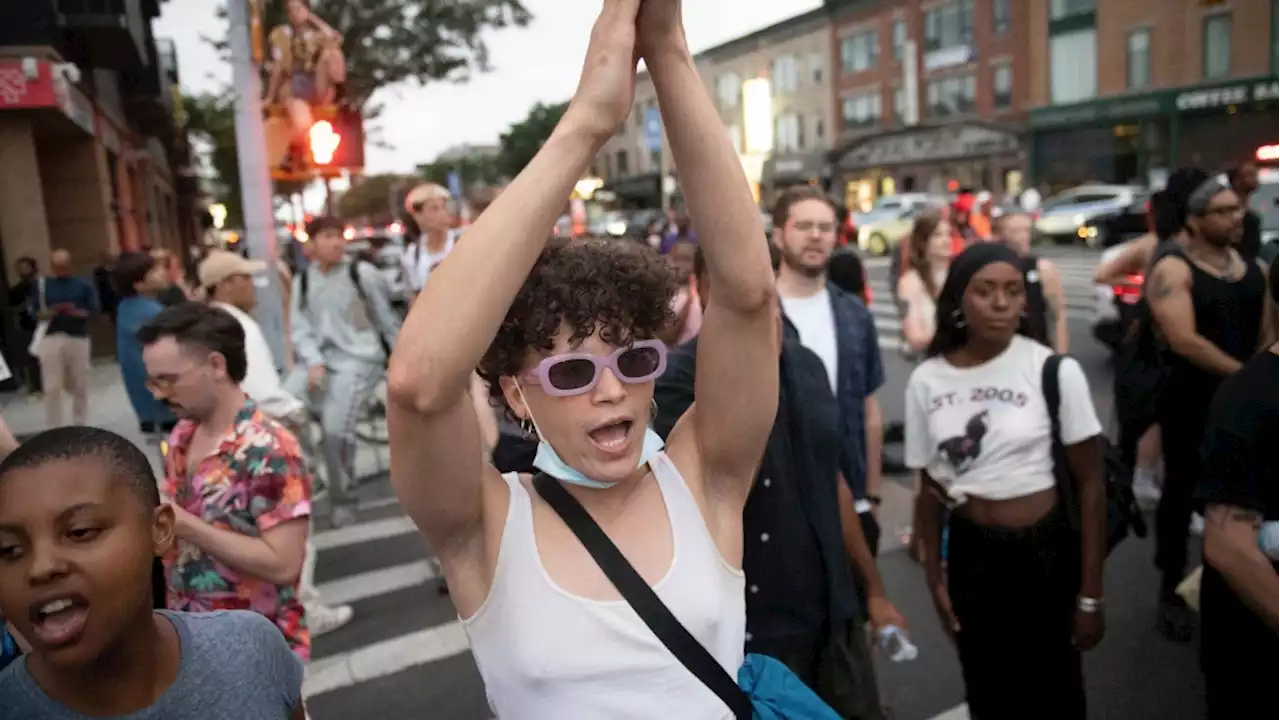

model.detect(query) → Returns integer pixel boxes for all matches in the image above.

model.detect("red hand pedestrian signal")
[310,120,341,165]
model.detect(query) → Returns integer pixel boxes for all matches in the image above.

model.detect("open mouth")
[28,594,90,648]
[588,419,634,454]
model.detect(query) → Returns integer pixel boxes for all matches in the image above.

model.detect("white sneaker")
[1132,471,1162,508]
[308,603,354,637]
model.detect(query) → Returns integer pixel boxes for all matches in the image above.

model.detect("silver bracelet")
[1077,596,1103,613]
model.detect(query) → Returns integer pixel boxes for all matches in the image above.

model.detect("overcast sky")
[155,0,822,175]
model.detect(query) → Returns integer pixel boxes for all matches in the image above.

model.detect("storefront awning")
[602,173,661,200]
[832,121,1021,172]
[0,59,96,138]
[1028,73,1279,130]
[763,152,829,184]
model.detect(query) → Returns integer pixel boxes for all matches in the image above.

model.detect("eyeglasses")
[521,340,668,397]
[144,361,205,393]
[791,220,837,234]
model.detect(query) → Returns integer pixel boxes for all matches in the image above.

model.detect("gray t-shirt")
[0,610,302,719]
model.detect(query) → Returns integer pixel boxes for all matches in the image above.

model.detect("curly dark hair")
[477,237,677,409]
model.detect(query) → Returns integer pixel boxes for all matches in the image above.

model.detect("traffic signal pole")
[228,0,287,369]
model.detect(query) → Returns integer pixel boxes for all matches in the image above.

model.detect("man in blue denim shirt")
[772,188,887,555]
[29,249,99,426]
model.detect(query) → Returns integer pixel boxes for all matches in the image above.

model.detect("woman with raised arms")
[385,1,778,717]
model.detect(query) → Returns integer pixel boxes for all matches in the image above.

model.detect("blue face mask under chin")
[533,428,666,489]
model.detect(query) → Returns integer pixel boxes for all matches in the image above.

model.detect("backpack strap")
[1042,354,1063,440]
[348,259,393,359]
[532,474,753,719]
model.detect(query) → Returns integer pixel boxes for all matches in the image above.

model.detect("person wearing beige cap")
[201,249,356,637]
[401,183,460,300]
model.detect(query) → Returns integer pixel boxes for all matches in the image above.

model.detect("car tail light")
[1113,273,1144,304]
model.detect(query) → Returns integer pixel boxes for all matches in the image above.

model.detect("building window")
[1127,29,1151,89]
[841,28,880,74]
[772,55,799,95]
[892,20,907,61]
[809,52,825,84]
[1203,14,1232,80]
[926,74,976,117]
[893,85,907,125]
[814,116,826,144]
[993,0,1011,35]
[842,89,882,131]
[1050,29,1097,104]
[775,113,803,152]
[993,64,1013,108]
[924,0,974,52]
[615,150,629,176]
[716,73,740,109]
[648,150,661,172]
[1050,0,1095,21]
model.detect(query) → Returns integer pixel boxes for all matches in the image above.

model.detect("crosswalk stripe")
[316,559,439,606]
[305,620,471,697]
[313,515,416,551]
[929,704,970,720]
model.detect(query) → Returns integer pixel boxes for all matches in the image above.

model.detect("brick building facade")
[1026,0,1277,191]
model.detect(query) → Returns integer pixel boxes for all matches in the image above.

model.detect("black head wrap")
[926,242,1025,357]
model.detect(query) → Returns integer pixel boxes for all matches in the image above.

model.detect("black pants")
[948,507,1085,720]
[10,329,41,393]
[772,621,885,720]
[1155,411,1206,597]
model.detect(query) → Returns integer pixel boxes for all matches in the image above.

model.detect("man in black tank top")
[1145,177,1266,641]
[992,211,1069,352]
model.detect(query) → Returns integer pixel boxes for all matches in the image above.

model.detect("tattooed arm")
[1203,504,1279,632]
[1146,257,1243,375]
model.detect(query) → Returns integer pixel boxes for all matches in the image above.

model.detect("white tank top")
[462,452,746,719]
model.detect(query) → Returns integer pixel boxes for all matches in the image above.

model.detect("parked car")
[853,193,936,227]
[856,207,916,257]
[1098,192,1153,248]
[1251,168,1278,264]
[1035,184,1143,246]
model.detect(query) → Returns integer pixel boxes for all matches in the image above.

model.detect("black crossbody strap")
[532,473,753,720]
[1042,354,1063,437]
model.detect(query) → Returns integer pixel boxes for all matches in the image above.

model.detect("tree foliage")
[216,0,533,114]
[416,151,502,190]
[338,173,416,222]
[496,101,568,179]
[183,92,307,228]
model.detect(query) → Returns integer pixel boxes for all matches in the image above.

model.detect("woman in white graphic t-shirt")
[903,242,1106,720]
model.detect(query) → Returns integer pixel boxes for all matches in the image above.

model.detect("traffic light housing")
[268,105,365,182]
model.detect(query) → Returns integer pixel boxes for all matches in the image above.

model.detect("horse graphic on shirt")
[938,410,989,474]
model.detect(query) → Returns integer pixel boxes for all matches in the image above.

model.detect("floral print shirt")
[162,400,312,660]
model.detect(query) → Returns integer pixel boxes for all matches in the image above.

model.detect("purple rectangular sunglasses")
[520,339,668,397]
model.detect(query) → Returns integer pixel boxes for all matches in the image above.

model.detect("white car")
[854,193,936,227]
[1036,184,1143,247]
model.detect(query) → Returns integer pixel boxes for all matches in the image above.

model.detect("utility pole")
[228,0,287,368]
